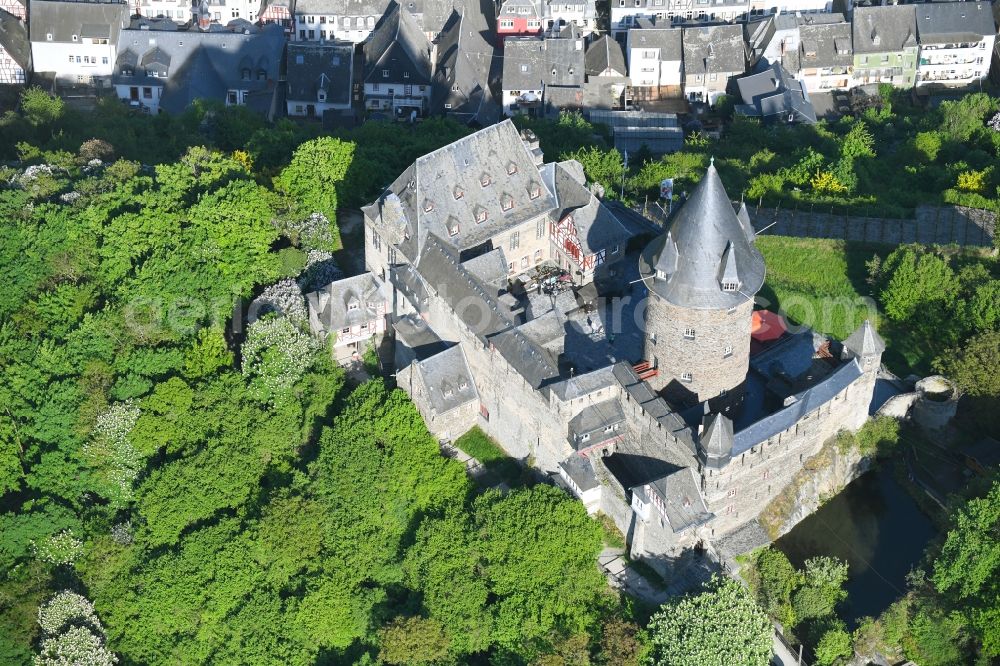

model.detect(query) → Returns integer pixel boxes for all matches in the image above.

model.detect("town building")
[682,23,746,103]
[625,19,683,101]
[258,0,293,33]
[0,8,29,84]
[306,272,388,362]
[791,18,852,92]
[586,34,627,79]
[351,120,886,577]
[111,18,284,115]
[29,0,128,89]
[362,1,432,116]
[501,28,585,116]
[914,1,995,89]
[852,5,917,89]
[748,0,829,18]
[736,60,816,123]
[285,40,353,118]
[497,0,543,39]
[611,0,750,37]
[430,3,499,125]
[292,0,391,43]
[545,0,598,34]
[135,0,261,24]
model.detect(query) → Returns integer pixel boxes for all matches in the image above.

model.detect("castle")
[311,119,884,576]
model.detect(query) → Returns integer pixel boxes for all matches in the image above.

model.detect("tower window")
[656,269,667,280]
[722,280,739,292]
[683,327,695,340]
[681,372,693,382]
[723,345,733,358]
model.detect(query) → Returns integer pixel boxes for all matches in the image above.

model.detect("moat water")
[774,464,937,626]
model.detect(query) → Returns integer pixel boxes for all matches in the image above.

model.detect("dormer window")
[423,199,434,212]
[500,193,513,211]
[684,327,695,339]
[446,216,461,237]
[655,269,667,280]
[257,69,267,80]
[382,68,389,77]
[241,68,251,80]
[458,379,468,390]
[506,162,517,175]
[480,173,491,187]
[443,387,453,397]
[722,280,739,292]
[403,71,409,78]
[318,91,326,101]
[453,186,463,200]
[681,372,693,382]
[474,206,488,223]
[528,182,541,199]
[581,433,591,442]
[347,299,359,311]
[72,34,78,41]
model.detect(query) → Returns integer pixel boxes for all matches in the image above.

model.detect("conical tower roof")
[640,163,765,309]
[843,319,885,358]
[699,412,734,469]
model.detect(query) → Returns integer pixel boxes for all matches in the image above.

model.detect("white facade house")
[29,0,128,87]
[546,0,598,35]
[135,0,261,24]
[292,0,390,43]
[626,21,683,99]
[748,0,830,17]
[915,1,996,88]
[610,0,750,36]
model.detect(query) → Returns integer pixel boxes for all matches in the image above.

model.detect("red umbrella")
[751,310,787,343]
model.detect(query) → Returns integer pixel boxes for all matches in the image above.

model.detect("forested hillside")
[0,102,638,664]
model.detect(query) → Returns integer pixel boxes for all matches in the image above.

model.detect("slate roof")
[29,0,127,43]
[286,41,353,106]
[416,235,560,390]
[113,22,284,114]
[916,1,994,44]
[559,454,600,492]
[639,164,765,310]
[853,5,917,55]
[363,0,431,84]
[798,21,853,69]
[733,358,863,454]
[569,397,625,438]
[294,0,390,15]
[699,412,734,468]
[628,26,683,62]
[392,312,449,361]
[306,272,385,331]
[613,361,696,453]
[415,344,478,414]
[546,160,632,255]
[0,8,30,70]
[549,365,617,402]
[736,61,816,124]
[585,34,626,76]
[503,32,585,91]
[842,319,885,358]
[503,37,547,90]
[682,24,746,75]
[635,467,712,533]
[462,248,509,290]
[376,120,557,256]
[431,4,498,124]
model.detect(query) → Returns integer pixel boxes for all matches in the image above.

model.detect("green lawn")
[454,427,523,487]
[756,236,931,376]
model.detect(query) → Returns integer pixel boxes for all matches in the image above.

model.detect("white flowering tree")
[241,315,319,404]
[647,575,773,666]
[297,249,343,293]
[32,529,83,566]
[35,592,117,666]
[84,401,141,509]
[250,279,308,330]
[276,212,336,252]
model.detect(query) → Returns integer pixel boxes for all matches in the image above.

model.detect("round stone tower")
[638,162,765,411]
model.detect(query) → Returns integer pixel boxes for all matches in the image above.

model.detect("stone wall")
[643,296,754,406]
[701,368,877,539]
[749,204,996,248]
